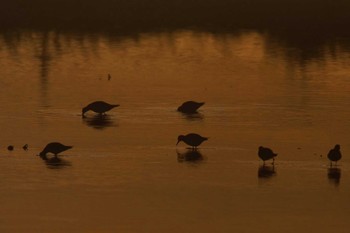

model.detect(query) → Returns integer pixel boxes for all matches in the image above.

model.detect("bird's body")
[258,146,277,164]
[82,101,119,116]
[327,144,341,166]
[7,145,14,151]
[177,101,205,114]
[39,142,73,157]
[176,133,208,149]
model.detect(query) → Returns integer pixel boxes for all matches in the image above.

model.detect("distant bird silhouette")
[39,142,73,157]
[22,144,28,150]
[7,145,14,151]
[327,144,342,166]
[108,74,111,80]
[258,146,277,164]
[82,101,119,117]
[177,101,205,114]
[176,133,208,149]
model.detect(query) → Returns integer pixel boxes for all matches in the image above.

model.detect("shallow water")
[1,29,350,232]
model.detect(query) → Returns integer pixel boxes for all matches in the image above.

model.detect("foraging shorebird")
[39,142,73,157]
[327,144,342,166]
[177,101,205,114]
[82,101,119,117]
[176,133,208,149]
[258,146,278,164]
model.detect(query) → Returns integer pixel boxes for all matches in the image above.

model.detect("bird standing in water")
[177,101,205,114]
[327,144,342,166]
[39,142,73,157]
[82,101,119,117]
[176,133,208,149]
[258,146,278,165]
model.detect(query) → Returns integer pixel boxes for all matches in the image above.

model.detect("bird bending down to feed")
[176,133,208,149]
[39,142,73,157]
[258,146,278,164]
[177,101,205,114]
[82,101,120,117]
[327,144,342,166]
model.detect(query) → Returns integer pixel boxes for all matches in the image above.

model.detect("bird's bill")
[176,140,180,145]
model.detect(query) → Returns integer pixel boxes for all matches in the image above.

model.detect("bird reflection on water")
[39,154,71,169]
[82,114,117,130]
[258,165,276,179]
[180,112,204,121]
[327,167,341,187]
[177,149,205,163]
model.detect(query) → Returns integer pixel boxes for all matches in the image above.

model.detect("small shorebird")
[327,144,342,166]
[177,101,205,114]
[39,142,73,157]
[176,133,208,149]
[82,101,119,117]
[7,145,14,151]
[258,146,278,164]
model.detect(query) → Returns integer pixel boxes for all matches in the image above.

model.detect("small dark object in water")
[177,101,205,114]
[23,144,28,150]
[108,74,111,80]
[327,144,342,166]
[258,146,278,164]
[176,133,208,149]
[7,145,14,151]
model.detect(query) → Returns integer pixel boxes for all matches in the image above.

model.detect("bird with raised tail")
[327,144,342,166]
[177,101,205,114]
[82,101,120,117]
[176,133,208,149]
[39,142,73,157]
[258,146,278,164]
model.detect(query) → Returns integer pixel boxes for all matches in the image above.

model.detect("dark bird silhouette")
[39,142,73,157]
[22,144,28,150]
[177,101,205,114]
[82,101,119,117]
[7,145,14,151]
[108,74,111,80]
[258,146,277,164]
[327,144,342,166]
[176,133,208,149]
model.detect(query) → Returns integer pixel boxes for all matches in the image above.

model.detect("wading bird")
[177,101,205,114]
[176,133,208,149]
[82,101,119,117]
[258,146,277,164]
[39,142,73,157]
[327,144,342,166]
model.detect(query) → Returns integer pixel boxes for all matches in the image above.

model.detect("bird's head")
[334,144,340,150]
[82,106,89,117]
[176,135,185,145]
